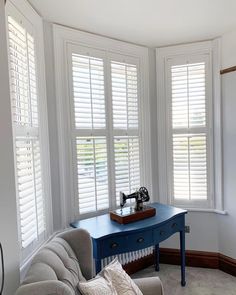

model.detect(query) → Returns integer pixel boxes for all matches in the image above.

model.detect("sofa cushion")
[23,237,85,293]
[99,258,143,295]
[78,276,118,295]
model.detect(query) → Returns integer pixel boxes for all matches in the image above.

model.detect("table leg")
[95,259,101,274]
[180,230,186,286]
[155,244,160,271]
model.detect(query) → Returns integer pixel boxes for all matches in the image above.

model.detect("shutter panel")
[8,16,38,127]
[8,16,30,126]
[114,137,140,204]
[111,60,141,205]
[173,135,207,200]
[111,61,138,129]
[72,54,106,129]
[15,138,45,248]
[76,137,109,214]
[171,62,206,129]
[171,61,208,201]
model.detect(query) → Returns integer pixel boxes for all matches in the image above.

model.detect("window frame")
[5,0,52,264]
[156,40,224,212]
[166,55,213,208]
[53,24,152,225]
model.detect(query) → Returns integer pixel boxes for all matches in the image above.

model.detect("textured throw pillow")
[78,276,117,295]
[101,258,143,295]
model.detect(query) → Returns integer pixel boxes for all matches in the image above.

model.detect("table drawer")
[153,216,184,244]
[100,229,153,258]
[127,230,153,252]
[100,235,128,258]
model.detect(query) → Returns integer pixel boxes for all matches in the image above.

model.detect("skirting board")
[123,248,236,277]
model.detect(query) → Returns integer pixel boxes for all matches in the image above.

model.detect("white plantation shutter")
[7,12,47,255]
[72,53,106,129]
[173,135,207,200]
[68,46,143,215]
[15,138,44,248]
[70,48,109,215]
[8,16,38,128]
[168,58,211,205]
[171,62,206,129]
[111,61,139,129]
[76,137,109,214]
[111,60,141,205]
[114,137,140,204]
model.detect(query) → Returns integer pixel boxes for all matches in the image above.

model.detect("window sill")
[185,208,227,215]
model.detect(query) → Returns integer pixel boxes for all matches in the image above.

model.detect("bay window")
[54,25,151,222]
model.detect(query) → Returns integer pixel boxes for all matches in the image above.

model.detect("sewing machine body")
[120,187,150,211]
[110,187,156,224]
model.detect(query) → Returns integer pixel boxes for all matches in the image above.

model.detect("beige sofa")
[16,229,164,295]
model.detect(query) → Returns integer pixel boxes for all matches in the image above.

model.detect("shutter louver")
[171,61,208,201]
[114,137,140,205]
[111,62,138,130]
[72,54,106,129]
[76,137,109,214]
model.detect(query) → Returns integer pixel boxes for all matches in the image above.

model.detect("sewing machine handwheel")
[139,187,148,195]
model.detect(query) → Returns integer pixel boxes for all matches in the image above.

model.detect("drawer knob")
[137,237,144,243]
[160,230,165,236]
[110,242,118,249]
[172,223,177,228]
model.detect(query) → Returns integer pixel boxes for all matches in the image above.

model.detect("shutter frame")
[7,10,47,257]
[166,55,213,207]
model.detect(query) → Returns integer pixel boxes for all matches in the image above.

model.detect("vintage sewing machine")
[110,187,156,224]
[120,187,150,211]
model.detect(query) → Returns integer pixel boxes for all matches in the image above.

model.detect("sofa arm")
[133,277,164,295]
[58,229,93,280]
[15,280,74,295]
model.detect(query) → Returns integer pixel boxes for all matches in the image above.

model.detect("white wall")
[217,29,236,259]
[160,212,219,252]
[0,1,20,294]
[221,30,236,69]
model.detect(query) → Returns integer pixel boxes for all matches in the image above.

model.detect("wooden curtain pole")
[220,66,236,75]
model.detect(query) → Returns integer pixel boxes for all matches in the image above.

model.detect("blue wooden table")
[71,202,187,286]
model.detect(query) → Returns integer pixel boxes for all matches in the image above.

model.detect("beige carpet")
[132,264,236,295]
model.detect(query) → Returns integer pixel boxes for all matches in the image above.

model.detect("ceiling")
[29,0,236,47]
